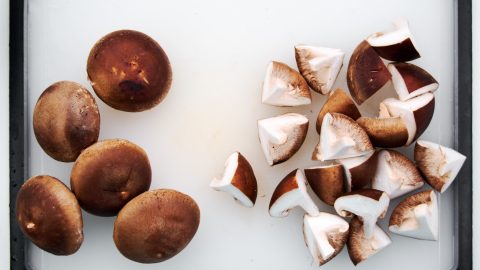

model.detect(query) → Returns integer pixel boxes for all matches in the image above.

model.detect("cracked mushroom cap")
[389,189,438,240]
[372,150,424,199]
[380,92,435,145]
[87,30,172,112]
[316,88,361,133]
[334,189,389,239]
[261,61,311,106]
[336,151,378,192]
[269,169,319,218]
[356,116,409,148]
[303,212,349,266]
[312,113,374,161]
[258,113,308,166]
[70,139,152,216]
[347,216,391,265]
[210,152,258,207]
[347,40,391,105]
[366,18,420,62]
[388,62,438,101]
[304,164,345,206]
[16,175,83,255]
[113,189,200,263]
[294,45,345,95]
[414,140,466,193]
[33,81,100,162]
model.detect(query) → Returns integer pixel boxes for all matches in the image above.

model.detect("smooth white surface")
[473,0,479,268]
[0,0,10,268]
[26,0,457,269]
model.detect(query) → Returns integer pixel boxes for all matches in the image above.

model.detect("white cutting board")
[26,0,457,269]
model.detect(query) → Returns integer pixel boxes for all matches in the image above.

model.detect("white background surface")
[0,0,478,269]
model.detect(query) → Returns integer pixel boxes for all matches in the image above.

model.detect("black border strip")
[456,0,472,269]
[9,0,26,269]
[8,0,473,269]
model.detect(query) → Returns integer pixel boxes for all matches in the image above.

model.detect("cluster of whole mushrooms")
[16,30,201,264]
[211,18,466,266]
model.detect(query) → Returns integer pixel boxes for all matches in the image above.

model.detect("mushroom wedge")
[414,140,466,193]
[210,152,258,207]
[389,190,438,241]
[303,212,349,266]
[269,169,319,218]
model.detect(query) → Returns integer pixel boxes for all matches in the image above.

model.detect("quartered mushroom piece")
[356,116,409,148]
[388,62,439,101]
[258,113,308,166]
[366,18,421,62]
[334,189,389,239]
[414,140,466,193]
[316,88,361,133]
[269,169,319,218]
[303,212,349,266]
[312,113,374,161]
[389,190,438,241]
[294,45,345,95]
[379,92,435,146]
[304,164,345,206]
[337,151,378,192]
[372,150,424,199]
[262,61,311,106]
[210,152,258,207]
[347,216,392,266]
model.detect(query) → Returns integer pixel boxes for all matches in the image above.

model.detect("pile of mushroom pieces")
[211,18,466,266]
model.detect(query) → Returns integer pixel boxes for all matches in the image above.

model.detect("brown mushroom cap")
[356,117,408,148]
[16,175,83,255]
[33,81,100,162]
[347,41,391,105]
[113,189,200,263]
[87,30,172,112]
[70,139,152,216]
[304,164,346,206]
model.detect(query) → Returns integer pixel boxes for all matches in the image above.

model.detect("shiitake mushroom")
[16,175,83,255]
[70,139,152,216]
[87,30,172,112]
[113,189,200,263]
[33,81,100,162]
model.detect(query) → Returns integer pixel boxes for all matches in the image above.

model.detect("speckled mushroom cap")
[33,81,100,162]
[87,30,172,112]
[16,175,83,255]
[113,189,200,263]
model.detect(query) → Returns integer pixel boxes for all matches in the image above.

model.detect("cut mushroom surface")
[388,62,438,101]
[356,116,409,148]
[414,140,466,193]
[303,213,349,266]
[210,152,258,207]
[262,61,311,106]
[372,150,424,199]
[379,92,435,145]
[336,151,378,192]
[347,40,391,105]
[295,45,345,95]
[316,88,361,133]
[347,216,392,265]
[312,113,374,161]
[258,113,308,166]
[334,189,389,239]
[269,169,319,218]
[366,18,420,62]
[389,190,438,241]
[304,164,345,206]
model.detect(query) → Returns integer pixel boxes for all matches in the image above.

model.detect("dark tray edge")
[8,0,473,269]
